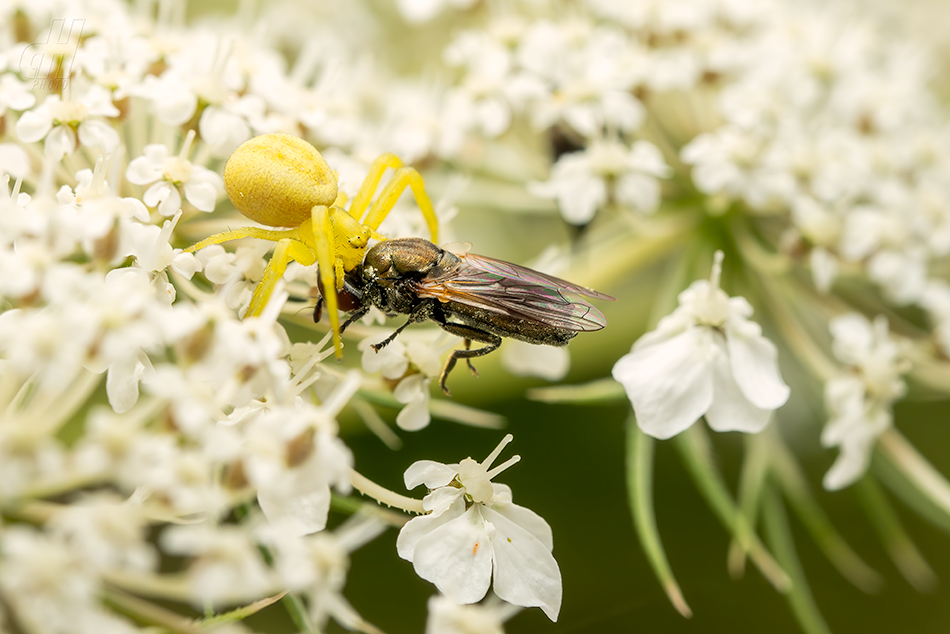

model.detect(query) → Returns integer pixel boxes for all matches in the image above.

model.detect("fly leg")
[339,305,370,335]
[371,301,436,352]
[436,322,501,396]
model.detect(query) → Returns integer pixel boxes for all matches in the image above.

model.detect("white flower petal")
[395,374,431,431]
[726,327,790,410]
[15,108,52,143]
[157,185,182,217]
[397,496,466,562]
[155,89,197,126]
[616,172,661,213]
[44,125,76,160]
[106,350,152,414]
[822,436,876,491]
[405,460,459,490]
[257,483,331,536]
[78,119,119,152]
[484,506,562,621]
[0,143,31,178]
[422,486,464,516]
[705,348,773,433]
[396,0,443,22]
[171,252,200,279]
[411,506,495,604]
[490,501,553,551]
[558,176,605,225]
[612,327,715,439]
[183,180,218,211]
[501,340,569,381]
[143,181,171,208]
[126,155,162,184]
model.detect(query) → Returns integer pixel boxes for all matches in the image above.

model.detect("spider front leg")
[246,237,317,317]
[310,204,348,358]
[185,226,300,253]
[349,154,440,243]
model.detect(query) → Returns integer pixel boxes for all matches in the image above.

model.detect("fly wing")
[414,252,612,332]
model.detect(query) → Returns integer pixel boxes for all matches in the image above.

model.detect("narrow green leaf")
[770,437,882,593]
[675,425,791,592]
[761,487,833,634]
[855,476,938,592]
[625,415,692,618]
[527,377,626,404]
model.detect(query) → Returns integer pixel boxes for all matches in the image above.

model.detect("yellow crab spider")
[185,133,439,357]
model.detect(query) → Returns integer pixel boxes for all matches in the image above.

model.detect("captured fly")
[316,237,615,395]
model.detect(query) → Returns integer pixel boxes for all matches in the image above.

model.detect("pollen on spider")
[473,542,479,555]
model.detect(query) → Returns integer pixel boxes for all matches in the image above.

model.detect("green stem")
[761,486,832,634]
[855,476,937,592]
[769,434,882,593]
[675,425,791,592]
[349,468,424,514]
[878,428,950,522]
[625,416,692,617]
[727,432,770,578]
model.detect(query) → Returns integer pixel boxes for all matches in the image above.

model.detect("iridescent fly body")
[321,237,615,395]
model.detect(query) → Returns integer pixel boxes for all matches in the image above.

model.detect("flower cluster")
[2,0,950,632]
[821,313,910,490]
[613,251,790,439]
[0,2,576,631]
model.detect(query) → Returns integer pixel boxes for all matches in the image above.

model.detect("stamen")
[178,130,196,162]
[91,154,110,196]
[485,454,521,480]
[320,370,362,419]
[480,433,514,470]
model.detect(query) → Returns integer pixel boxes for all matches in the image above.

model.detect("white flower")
[360,329,458,431]
[426,593,520,634]
[395,0,477,23]
[501,340,570,382]
[48,493,156,573]
[247,376,359,536]
[612,251,790,439]
[16,85,120,161]
[397,434,562,621]
[920,280,950,357]
[0,73,36,115]
[439,30,544,155]
[261,511,387,633]
[530,137,671,225]
[394,373,432,432]
[516,22,646,137]
[681,125,793,211]
[0,526,138,634]
[821,313,909,490]
[160,524,273,604]
[126,133,223,215]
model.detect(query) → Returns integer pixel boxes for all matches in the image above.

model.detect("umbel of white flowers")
[612,252,791,439]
